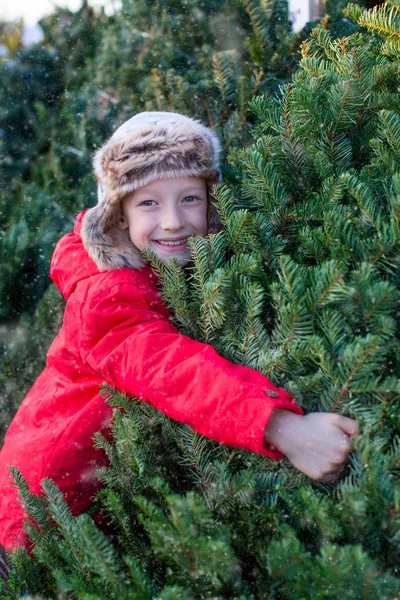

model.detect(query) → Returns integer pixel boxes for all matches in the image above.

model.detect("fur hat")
[81,111,222,271]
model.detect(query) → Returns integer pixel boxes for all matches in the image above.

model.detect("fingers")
[315,456,349,482]
[323,434,353,479]
[339,433,354,454]
[303,453,349,481]
[306,437,352,481]
[333,415,360,437]
[287,412,360,482]
[308,464,343,482]
[319,469,344,483]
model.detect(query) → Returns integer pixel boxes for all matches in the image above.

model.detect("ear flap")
[81,204,147,271]
[118,214,129,231]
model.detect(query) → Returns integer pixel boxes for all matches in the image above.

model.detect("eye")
[183,196,201,203]
[139,200,156,207]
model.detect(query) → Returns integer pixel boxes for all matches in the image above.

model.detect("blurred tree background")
[2,0,400,598]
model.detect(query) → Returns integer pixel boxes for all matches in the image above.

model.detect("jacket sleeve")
[79,280,303,459]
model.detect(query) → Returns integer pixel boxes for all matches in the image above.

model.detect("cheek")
[128,215,154,247]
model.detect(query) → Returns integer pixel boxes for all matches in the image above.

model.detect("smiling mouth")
[154,238,189,247]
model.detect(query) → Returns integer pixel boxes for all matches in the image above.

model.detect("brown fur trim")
[81,204,147,271]
[93,118,220,204]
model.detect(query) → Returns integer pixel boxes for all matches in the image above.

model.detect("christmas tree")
[1,2,400,599]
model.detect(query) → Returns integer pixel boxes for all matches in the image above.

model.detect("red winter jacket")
[0,212,302,551]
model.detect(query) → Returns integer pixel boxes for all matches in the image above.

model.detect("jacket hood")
[50,211,101,300]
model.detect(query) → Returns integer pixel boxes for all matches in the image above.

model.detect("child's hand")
[264,410,360,482]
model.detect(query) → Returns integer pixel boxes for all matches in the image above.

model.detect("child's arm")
[79,278,302,458]
[264,410,360,482]
[80,277,358,477]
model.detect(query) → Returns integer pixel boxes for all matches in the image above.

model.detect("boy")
[0,112,359,552]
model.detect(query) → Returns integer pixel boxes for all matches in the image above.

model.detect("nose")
[160,204,185,231]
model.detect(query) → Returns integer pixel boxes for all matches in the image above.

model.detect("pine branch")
[354,4,400,40]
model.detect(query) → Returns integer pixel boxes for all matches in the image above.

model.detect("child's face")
[119,176,208,265]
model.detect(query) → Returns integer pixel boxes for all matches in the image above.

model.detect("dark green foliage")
[2,388,399,598]
[0,5,102,318]
[0,285,64,445]
[0,46,63,184]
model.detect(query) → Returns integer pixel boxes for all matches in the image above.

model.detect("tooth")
[158,239,187,246]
